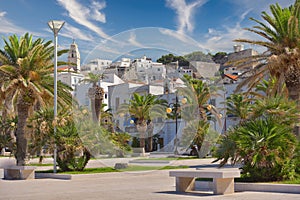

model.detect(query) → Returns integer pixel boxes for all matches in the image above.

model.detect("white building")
[74,73,124,111]
[131,56,166,83]
[109,58,131,78]
[81,59,112,74]
[57,72,84,91]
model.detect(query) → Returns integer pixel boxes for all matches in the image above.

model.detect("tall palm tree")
[80,73,105,123]
[234,0,300,101]
[0,33,72,166]
[179,76,222,156]
[118,93,167,152]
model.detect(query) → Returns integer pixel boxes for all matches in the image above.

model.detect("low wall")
[196,181,300,194]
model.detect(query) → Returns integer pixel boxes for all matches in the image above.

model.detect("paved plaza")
[0,157,300,200]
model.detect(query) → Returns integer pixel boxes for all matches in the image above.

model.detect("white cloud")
[90,0,106,23]
[128,32,143,47]
[0,11,6,17]
[57,0,109,39]
[0,11,28,35]
[227,0,294,15]
[201,6,268,53]
[202,21,267,53]
[60,23,94,41]
[166,0,207,34]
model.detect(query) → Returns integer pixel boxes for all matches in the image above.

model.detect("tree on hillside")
[212,52,228,64]
[0,33,72,166]
[184,51,213,62]
[157,54,189,66]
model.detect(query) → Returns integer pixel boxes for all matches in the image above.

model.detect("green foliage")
[56,120,91,172]
[111,132,132,157]
[226,94,252,122]
[118,93,167,151]
[179,76,222,157]
[233,1,300,98]
[212,52,228,64]
[184,51,213,62]
[0,116,16,152]
[157,53,189,66]
[214,116,298,182]
[0,33,71,165]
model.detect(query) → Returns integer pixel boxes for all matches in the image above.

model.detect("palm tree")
[215,117,298,181]
[80,73,105,123]
[179,76,222,156]
[234,0,300,101]
[225,94,252,124]
[118,93,167,152]
[0,33,72,166]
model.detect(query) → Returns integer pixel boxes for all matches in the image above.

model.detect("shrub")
[214,117,298,181]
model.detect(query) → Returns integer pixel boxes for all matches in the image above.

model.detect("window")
[104,93,108,99]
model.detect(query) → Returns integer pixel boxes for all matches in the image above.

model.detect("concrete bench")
[131,148,149,157]
[169,168,240,195]
[4,166,36,180]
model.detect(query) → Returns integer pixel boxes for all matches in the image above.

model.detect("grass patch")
[29,163,53,167]
[36,167,117,174]
[135,156,198,161]
[36,165,189,174]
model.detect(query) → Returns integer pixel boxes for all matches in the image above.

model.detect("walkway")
[0,157,299,199]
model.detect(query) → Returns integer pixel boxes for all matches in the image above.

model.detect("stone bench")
[131,148,149,157]
[169,168,240,195]
[4,166,36,180]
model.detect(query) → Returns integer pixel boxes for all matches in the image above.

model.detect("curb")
[196,181,300,194]
[35,173,72,180]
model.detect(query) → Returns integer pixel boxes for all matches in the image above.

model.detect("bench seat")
[4,166,36,180]
[169,169,240,195]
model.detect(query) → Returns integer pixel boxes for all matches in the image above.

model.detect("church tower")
[68,39,81,71]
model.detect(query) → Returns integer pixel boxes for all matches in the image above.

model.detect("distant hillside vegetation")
[184,51,213,62]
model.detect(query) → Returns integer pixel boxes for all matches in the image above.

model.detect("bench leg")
[213,178,234,194]
[176,177,195,192]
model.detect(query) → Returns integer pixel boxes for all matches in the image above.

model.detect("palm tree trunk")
[148,135,153,152]
[137,124,147,149]
[15,98,30,166]
[95,98,101,123]
[90,98,97,122]
[147,122,154,152]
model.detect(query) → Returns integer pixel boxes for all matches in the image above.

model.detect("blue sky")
[0,0,295,63]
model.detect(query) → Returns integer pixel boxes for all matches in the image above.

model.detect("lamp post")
[48,20,65,173]
[166,94,187,155]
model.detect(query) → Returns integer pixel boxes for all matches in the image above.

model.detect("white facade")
[178,67,193,77]
[81,59,112,74]
[74,73,124,111]
[57,72,84,91]
[131,56,166,83]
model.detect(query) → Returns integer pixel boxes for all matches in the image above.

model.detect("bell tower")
[68,39,80,71]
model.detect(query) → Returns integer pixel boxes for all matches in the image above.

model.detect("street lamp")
[166,94,187,155]
[48,20,65,173]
